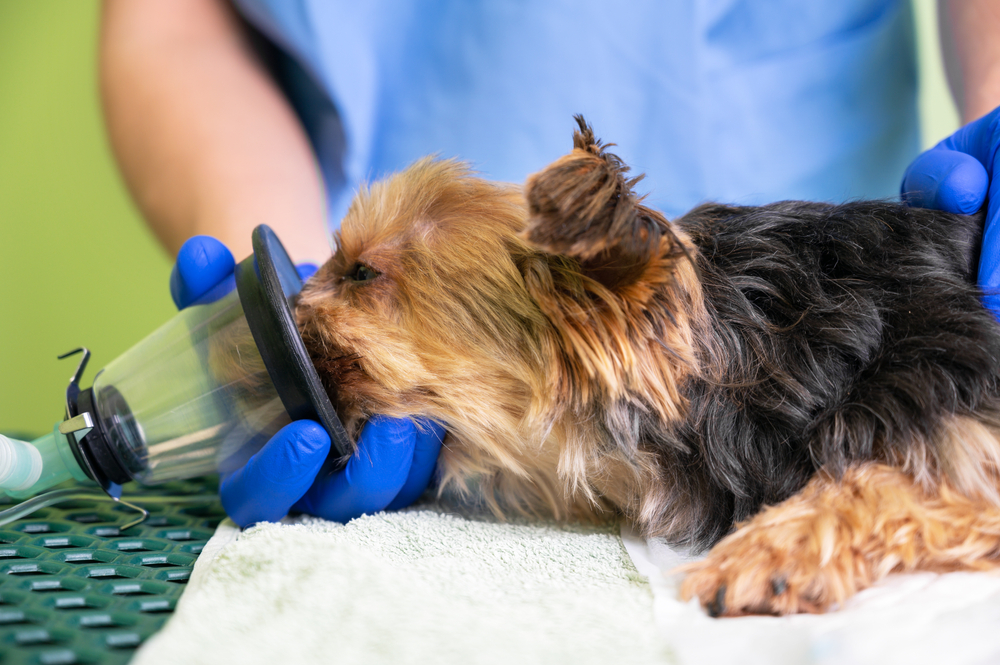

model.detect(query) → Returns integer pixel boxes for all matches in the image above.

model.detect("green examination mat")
[0,477,224,665]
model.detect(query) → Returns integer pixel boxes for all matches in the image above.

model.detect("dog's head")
[296,118,703,517]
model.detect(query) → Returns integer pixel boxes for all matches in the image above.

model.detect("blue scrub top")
[234,0,919,229]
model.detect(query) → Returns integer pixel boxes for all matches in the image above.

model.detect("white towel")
[132,507,668,665]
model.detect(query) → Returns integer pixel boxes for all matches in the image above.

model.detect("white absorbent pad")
[622,528,1000,665]
[131,508,668,665]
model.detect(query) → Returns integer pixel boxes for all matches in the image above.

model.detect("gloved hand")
[171,235,445,527]
[901,106,1000,315]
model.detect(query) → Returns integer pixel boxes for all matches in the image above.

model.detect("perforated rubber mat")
[0,477,224,665]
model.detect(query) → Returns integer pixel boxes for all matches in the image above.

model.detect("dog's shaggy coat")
[294,118,1000,615]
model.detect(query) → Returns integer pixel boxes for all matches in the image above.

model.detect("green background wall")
[0,0,966,436]
[0,1,174,436]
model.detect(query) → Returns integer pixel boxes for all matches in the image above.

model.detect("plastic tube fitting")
[0,434,43,492]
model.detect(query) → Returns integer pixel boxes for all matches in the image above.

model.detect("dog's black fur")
[649,200,998,547]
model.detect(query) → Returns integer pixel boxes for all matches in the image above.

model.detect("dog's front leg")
[679,462,1000,616]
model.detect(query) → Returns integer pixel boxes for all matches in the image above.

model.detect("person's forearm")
[99,0,331,264]
[940,0,1000,124]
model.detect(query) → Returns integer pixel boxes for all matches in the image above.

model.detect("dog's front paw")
[677,490,871,617]
[678,533,831,617]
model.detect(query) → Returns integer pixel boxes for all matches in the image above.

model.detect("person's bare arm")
[939,0,1000,124]
[100,0,331,264]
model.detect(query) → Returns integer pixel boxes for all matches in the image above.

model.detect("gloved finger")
[979,190,1000,316]
[946,110,1000,315]
[220,420,331,528]
[170,236,236,309]
[297,263,319,281]
[293,415,417,523]
[936,106,1000,164]
[188,274,237,308]
[902,107,1000,317]
[386,420,446,510]
[901,149,988,215]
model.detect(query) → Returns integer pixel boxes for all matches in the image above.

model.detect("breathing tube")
[1,225,350,529]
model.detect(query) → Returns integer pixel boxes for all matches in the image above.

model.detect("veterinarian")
[99,0,1000,527]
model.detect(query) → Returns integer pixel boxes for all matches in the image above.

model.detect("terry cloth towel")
[131,508,669,665]
[134,505,1000,665]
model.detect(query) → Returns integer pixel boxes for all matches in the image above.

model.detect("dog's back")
[667,201,999,544]
[522,122,1000,613]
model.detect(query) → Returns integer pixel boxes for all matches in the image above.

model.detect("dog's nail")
[771,577,787,596]
[707,585,726,617]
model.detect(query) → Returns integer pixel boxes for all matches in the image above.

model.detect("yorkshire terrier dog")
[295,117,1000,617]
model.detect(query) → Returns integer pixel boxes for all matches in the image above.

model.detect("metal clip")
[58,412,94,438]
[115,497,150,532]
[58,347,91,421]
[51,349,148,530]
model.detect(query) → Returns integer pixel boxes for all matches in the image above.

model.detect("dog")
[294,117,1000,616]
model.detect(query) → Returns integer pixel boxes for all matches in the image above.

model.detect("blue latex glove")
[171,236,445,527]
[901,107,1000,315]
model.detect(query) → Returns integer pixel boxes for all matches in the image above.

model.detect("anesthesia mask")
[0,226,350,527]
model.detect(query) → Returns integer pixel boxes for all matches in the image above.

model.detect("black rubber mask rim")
[234,225,352,460]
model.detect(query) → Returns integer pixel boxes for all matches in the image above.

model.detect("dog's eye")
[345,262,379,283]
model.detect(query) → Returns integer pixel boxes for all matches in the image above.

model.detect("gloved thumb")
[901,149,988,215]
[170,236,236,309]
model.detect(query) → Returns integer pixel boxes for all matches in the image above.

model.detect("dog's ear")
[517,118,701,416]
[523,116,694,301]
[523,116,690,293]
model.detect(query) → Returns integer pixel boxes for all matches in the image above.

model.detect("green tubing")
[0,424,91,499]
[0,425,220,528]
[0,427,220,528]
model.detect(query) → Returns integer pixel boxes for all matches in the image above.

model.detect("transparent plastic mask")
[90,289,290,484]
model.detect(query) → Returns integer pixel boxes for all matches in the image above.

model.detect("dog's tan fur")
[294,123,1000,616]
[680,459,1000,615]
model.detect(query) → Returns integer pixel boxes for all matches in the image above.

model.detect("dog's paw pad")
[706,585,727,617]
[678,535,835,616]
